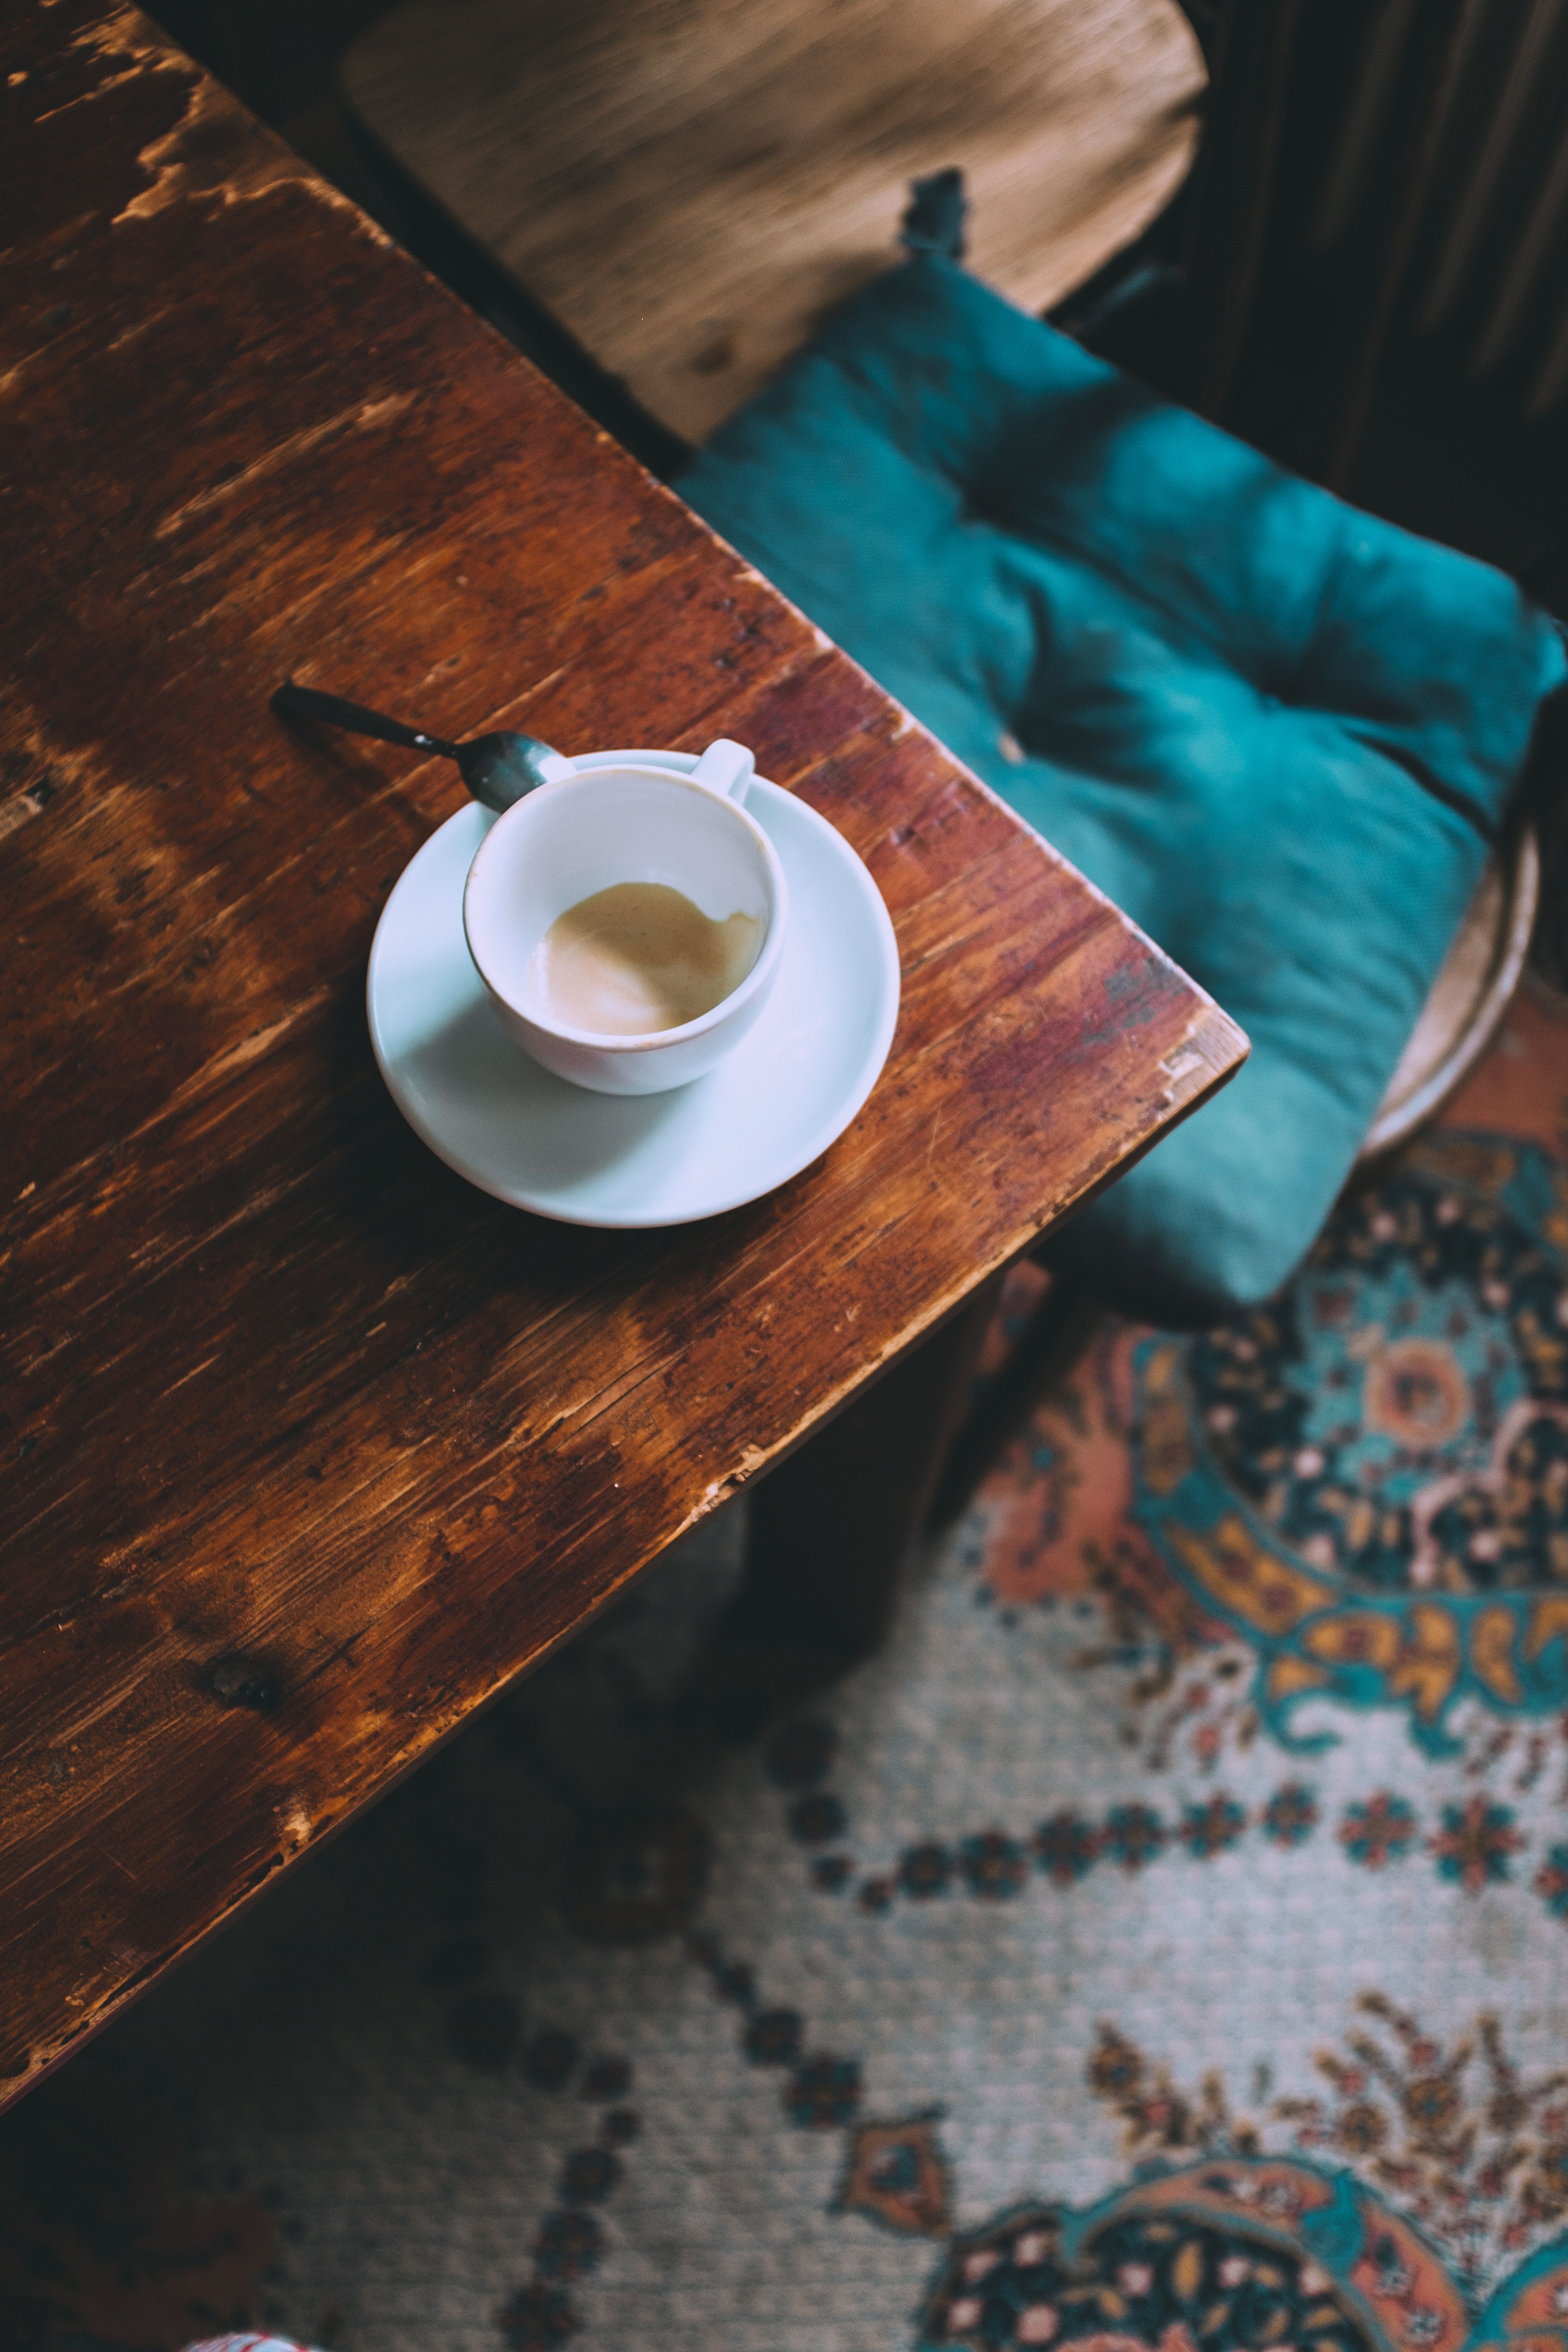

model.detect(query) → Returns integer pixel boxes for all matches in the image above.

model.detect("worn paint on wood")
[0,2,1244,2106]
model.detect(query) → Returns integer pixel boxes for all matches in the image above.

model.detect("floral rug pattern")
[5,989,1568,2352]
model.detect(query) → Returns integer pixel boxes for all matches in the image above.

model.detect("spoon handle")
[271,682,461,760]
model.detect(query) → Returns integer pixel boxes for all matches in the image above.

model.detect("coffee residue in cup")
[526,881,763,1037]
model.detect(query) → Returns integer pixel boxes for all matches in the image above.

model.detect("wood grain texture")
[0,2,1244,2107]
[343,0,1205,439]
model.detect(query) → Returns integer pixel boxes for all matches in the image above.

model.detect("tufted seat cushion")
[677,253,1567,1325]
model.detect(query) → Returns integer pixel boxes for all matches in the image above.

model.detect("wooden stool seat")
[1361,822,1540,1161]
[343,0,1205,441]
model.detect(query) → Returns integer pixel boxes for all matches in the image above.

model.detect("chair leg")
[927,1272,1101,1531]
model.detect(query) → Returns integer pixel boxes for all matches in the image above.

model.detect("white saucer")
[366,754,901,1227]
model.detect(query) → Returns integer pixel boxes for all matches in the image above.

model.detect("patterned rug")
[7,987,1568,2352]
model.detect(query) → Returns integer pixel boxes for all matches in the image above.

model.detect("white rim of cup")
[462,764,790,1054]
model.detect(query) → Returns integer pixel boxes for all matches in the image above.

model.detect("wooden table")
[0,2,1245,2109]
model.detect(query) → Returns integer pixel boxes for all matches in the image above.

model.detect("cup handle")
[688,738,756,802]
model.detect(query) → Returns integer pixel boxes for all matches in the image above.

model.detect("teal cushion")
[677,254,1568,1324]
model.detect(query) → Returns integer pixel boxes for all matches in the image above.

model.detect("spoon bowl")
[271,682,572,812]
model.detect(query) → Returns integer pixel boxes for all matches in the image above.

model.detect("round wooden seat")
[1361,820,1539,1161]
[343,0,1205,441]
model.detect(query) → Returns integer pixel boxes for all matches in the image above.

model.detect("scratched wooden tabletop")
[0,0,1245,2104]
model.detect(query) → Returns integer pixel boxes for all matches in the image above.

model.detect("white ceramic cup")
[462,738,788,1096]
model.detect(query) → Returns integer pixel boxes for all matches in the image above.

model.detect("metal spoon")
[271,682,572,813]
